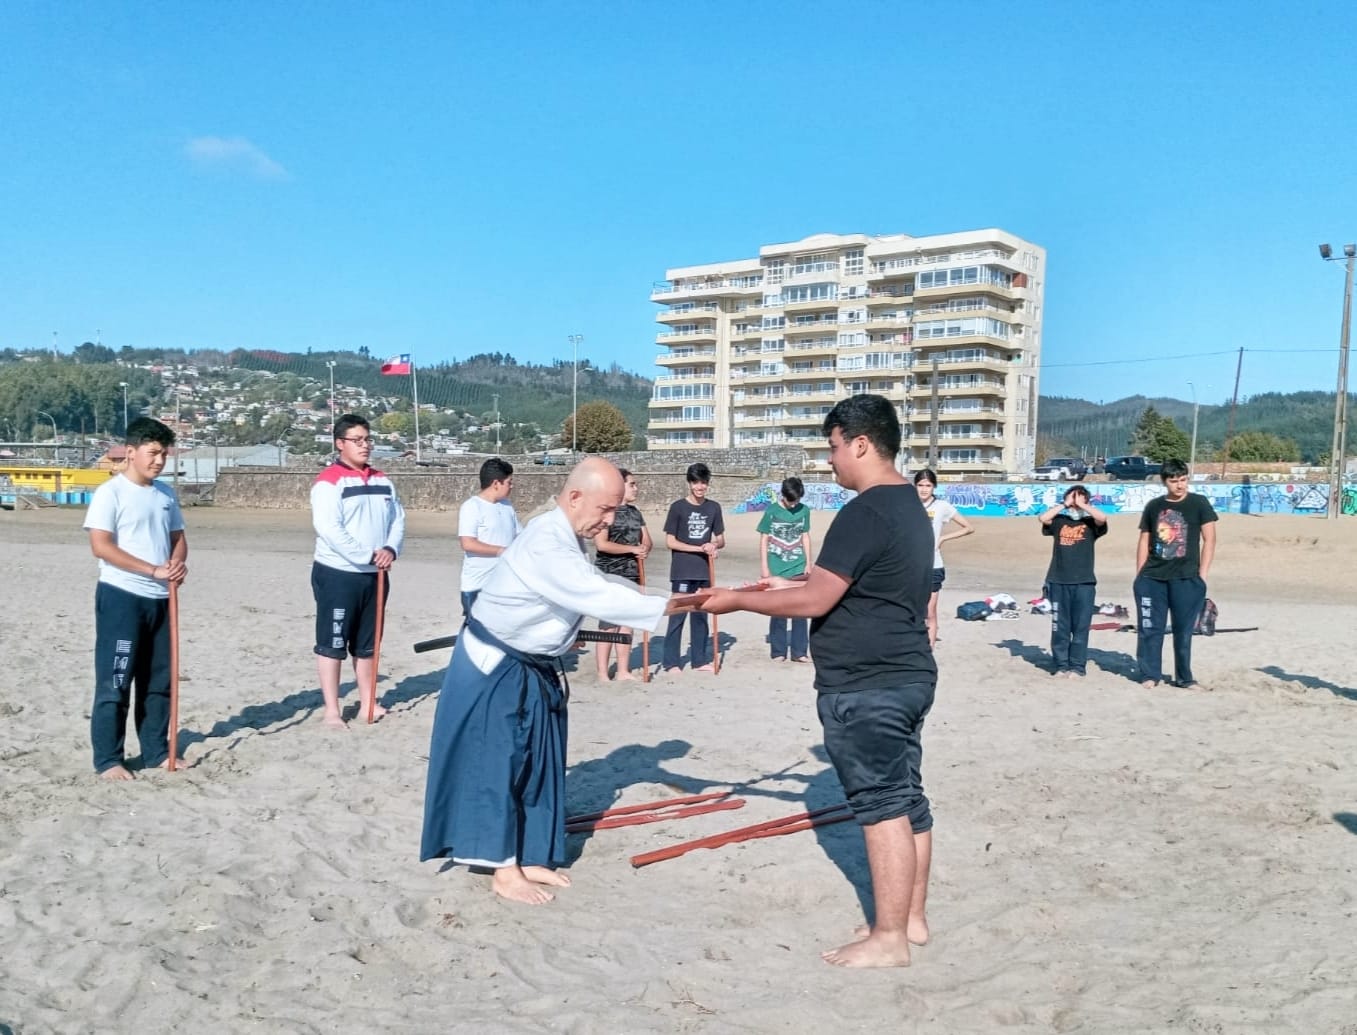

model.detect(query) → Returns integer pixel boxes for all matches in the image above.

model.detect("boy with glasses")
[310,414,406,727]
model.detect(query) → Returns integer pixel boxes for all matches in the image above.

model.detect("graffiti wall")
[732,481,1357,517]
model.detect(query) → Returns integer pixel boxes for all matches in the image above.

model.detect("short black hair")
[913,468,938,485]
[686,462,711,484]
[1160,458,1189,480]
[479,457,514,488]
[780,476,804,504]
[333,414,370,443]
[125,417,175,448]
[618,467,633,482]
[822,394,900,460]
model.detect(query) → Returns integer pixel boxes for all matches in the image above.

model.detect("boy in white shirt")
[457,457,522,618]
[84,418,188,780]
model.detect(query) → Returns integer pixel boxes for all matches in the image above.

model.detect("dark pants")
[1045,581,1096,675]
[1134,574,1206,684]
[460,589,480,622]
[769,617,809,660]
[311,563,389,660]
[92,582,172,773]
[664,579,709,669]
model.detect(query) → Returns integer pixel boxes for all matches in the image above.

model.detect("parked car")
[1045,457,1088,481]
[1031,464,1065,481]
[1104,456,1163,481]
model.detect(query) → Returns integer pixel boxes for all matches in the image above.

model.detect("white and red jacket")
[311,462,406,573]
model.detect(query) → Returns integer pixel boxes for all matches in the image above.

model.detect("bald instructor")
[420,458,691,904]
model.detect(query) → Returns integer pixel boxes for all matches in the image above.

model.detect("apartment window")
[837,356,865,372]
[791,253,835,276]
[784,283,838,303]
[838,308,865,324]
[763,293,784,307]
[842,249,864,276]
[917,266,1013,290]
[765,260,785,285]
[941,449,979,463]
[845,380,869,394]
[682,405,714,421]
[838,331,867,347]
[761,316,786,330]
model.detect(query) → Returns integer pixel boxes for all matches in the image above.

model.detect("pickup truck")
[1104,456,1163,481]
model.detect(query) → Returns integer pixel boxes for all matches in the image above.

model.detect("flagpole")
[411,359,421,463]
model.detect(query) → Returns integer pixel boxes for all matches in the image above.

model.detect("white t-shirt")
[83,475,185,599]
[457,494,522,592]
[923,498,959,570]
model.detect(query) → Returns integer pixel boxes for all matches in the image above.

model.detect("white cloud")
[184,136,288,180]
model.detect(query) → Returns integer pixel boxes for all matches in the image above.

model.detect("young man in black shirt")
[661,462,725,672]
[1038,484,1108,677]
[698,395,935,968]
[1134,459,1218,689]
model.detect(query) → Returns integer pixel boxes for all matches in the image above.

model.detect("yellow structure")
[0,465,117,494]
[648,228,1046,477]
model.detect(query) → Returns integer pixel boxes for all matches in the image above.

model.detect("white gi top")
[457,494,522,592]
[83,475,185,599]
[463,505,668,672]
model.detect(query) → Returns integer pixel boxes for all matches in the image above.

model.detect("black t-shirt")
[1138,493,1218,580]
[664,497,725,582]
[810,483,937,693]
[1042,512,1108,585]
[595,503,645,582]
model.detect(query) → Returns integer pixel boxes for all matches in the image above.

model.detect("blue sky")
[3,1,1356,405]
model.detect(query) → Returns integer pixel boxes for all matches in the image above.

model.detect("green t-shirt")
[756,501,812,578]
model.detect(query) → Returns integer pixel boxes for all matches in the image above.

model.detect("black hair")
[479,457,515,488]
[618,467,633,482]
[686,462,711,484]
[780,476,804,504]
[125,417,175,448]
[1160,458,1189,480]
[333,414,370,443]
[913,468,938,486]
[822,394,900,460]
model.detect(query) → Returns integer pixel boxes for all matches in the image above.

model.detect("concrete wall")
[214,446,816,512]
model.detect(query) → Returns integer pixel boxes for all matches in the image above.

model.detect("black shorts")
[311,562,389,660]
[930,567,946,593]
[817,682,935,831]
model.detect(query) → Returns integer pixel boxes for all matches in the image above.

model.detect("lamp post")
[567,333,583,453]
[36,409,57,445]
[1187,381,1200,469]
[119,382,129,433]
[492,393,501,451]
[1319,243,1355,520]
[325,360,337,436]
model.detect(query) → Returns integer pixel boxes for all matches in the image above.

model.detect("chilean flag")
[380,353,412,375]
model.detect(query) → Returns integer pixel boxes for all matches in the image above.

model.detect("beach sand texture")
[2,506,1356,1034]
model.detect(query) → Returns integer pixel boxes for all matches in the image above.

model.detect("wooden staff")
[167,581,180,772]
[630,802,852,868]
[368,569,385,724]
[567,797,745,834]
[567,790,730,825]
[707,552,720,675]
[638,555,650,682]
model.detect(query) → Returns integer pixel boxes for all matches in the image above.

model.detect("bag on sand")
[956,601,992,621]
[1194,598,1219,636]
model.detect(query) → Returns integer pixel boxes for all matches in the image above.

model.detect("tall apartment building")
[647,229,1045,477]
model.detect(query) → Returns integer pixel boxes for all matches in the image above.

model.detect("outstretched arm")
[700,564,850,619]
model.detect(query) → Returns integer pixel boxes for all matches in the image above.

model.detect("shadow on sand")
[1333,813,1357,837]
[994,637,1138,681]
[1256,665,1357,702]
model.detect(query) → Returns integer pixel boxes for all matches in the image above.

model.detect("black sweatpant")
[92,582,172,773]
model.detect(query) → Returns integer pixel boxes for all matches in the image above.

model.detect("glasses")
[340,436,375,446]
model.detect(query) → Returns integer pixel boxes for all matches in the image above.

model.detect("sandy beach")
[2,503,1356,1034]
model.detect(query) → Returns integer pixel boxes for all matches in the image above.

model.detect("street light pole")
[36,410,57,450]
[326,360,337,437]
[119,382,129,433]
[1187,381,1199,469]
[1319,243,1355,520]
[567,333,583,453]
[492,393,501,451]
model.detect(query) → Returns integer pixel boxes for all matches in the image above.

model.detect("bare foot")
[614,671,637,682]
[360,701,388,721]
[1180,682,1210,692]
[822,931,912,968]
[1141,680,1160,689]
[159,757,189,771]
[693,664,715,673]
[491,866,556,905]
[792,656,810,664]
[521,865,571,887]
[98,765,135,781]
[596,671,612,682]
[854,919,929,945]
[322,711,349,730]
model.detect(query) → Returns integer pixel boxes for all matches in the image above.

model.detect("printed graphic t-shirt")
[923,498,959,569]
[756,501,811,578]
[1138,493,1218,581]
[595,503,646,582]
[664,497,724,582]
[1043,511,1108,584]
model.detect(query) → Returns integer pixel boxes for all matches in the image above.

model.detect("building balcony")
[657,327,718,344]
[736,369,785,383]
[866,314,912,330]
[651,278,763,301]
[781,411,832,427]
[783,365,837,381]
[733,412,786,426]
[731,324,763,342]
[783,388,841,405]
[647,414,717,429]
[784,339,838,358]
[909,379,1007,399]
[913,280,1020,302]
[652,371,717,384]
[648,433,715,448]
[655,349,717,366]
[655,303,721,324]
[907,431,1005,449]
[909,353,1013,376]
[783,297,840,315]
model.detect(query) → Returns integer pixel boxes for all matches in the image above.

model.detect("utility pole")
[1319,243,1354,519]
[1188,381,1199,468]
[492,393,501,451]
[1218,347,1244,480]
[326,360,337,437]
[568,334,583,453]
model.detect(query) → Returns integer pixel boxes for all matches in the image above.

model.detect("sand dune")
[2,505,1355,1033]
